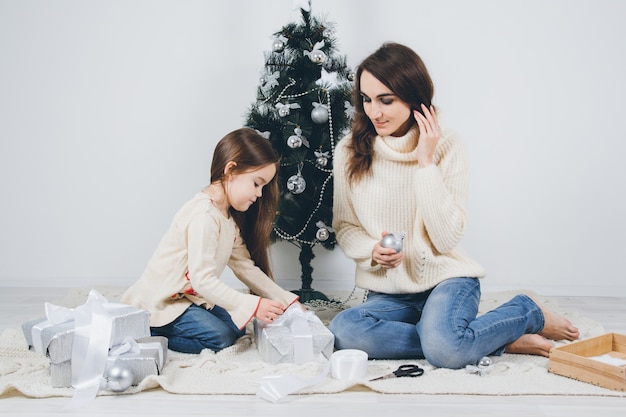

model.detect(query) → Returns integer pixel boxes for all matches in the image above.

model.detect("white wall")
[1,0,624,297]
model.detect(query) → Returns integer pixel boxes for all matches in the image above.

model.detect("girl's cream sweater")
[122,192,298,329]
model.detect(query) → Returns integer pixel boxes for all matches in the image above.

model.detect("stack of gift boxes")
[21,291,167,389]
[22,290,334,389]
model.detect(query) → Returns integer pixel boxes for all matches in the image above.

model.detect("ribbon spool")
[330,349,368,381]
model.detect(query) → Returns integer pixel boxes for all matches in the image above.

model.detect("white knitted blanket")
[1,287,623,398]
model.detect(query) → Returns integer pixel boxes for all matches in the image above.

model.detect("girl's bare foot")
[505,334,554,357]
[534,300,579,341]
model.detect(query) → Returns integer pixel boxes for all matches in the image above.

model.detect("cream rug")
[1,286,624,398]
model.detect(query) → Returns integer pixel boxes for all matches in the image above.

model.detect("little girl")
[122,128,299,354]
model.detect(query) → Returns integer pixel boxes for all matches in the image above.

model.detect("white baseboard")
[2,276,623,298]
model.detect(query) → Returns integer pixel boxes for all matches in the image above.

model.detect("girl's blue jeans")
[150,304,246,354]
[329,277,545,369]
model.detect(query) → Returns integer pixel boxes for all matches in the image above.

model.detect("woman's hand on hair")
[414,104,441,168]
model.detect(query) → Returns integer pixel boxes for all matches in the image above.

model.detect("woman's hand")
[371,231,404,269]
[414,104,441,168]
[255,298,286,324]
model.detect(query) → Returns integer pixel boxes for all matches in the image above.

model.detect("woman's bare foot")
[505,334,554,357]
[534,300,579,341]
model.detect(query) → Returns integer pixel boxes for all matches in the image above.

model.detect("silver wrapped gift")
[21,292,150,365]
[50,336,168,388]
[254,305,334,364]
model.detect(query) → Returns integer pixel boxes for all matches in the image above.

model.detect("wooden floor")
[1,287,625,416]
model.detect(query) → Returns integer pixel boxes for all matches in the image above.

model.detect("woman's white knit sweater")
[332,125,485,294]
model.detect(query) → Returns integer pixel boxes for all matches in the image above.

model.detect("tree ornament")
[306,40,327,65]
[321,20,337,38]
[381,232,405,253]
[315,221,334,241]
[314,150,329,167]
[287,173,306,194]
[292,0,311,12]
[477,357,492,368]
[316,69,341,91]
[287,134,302,148]
[316,227,329,241]
[260,70,280,94]
[105,364,134,392]
[309,49,326,64]
[272,36,287,53]
[275,102,301,117]
[311,102,329,124]
[347,71,355,82]
[465,356,493,376]
[344,100,355,119]
[287,127,309,148]
[255,129,271,140]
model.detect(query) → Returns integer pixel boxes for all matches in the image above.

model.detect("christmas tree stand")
[292,244,329,302]
[293,288,329,303]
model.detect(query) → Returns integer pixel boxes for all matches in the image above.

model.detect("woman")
[329,42,578,368]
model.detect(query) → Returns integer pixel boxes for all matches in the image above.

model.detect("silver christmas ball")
[316,155,328,167]
[477,357,492,368]
[347,71,355,82]
[287,135,302,148]
[286,174,306,194]
[272,38,285,53]
[311,105,329,124]
[316,227,330,241]
[105,364,134,392]
[381,233,404,252]
[278,107,290,117]
[309,50,326,64]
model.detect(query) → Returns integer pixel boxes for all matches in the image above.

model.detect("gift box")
[22,303,151,365]
[254,305,334,364]
[549,332,626,391]
[50,336,168,388]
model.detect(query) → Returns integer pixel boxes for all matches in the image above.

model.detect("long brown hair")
[347,42,435,184]
[210,128,280,278]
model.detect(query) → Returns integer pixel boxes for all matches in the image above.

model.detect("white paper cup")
[330,349,368,381]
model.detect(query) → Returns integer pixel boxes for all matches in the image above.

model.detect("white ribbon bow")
[344,100,355,119]
[108,336,165,370]
[275,102,301,116]
[260,70,280,92]
[254,130,271,140]
[315,220,334,233]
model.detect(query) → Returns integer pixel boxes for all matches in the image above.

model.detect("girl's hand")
[256,298,286,324]
[371,231,404,269]
[414,104,441,168]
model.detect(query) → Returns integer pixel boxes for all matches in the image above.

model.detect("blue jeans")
[329,277,544,369]
[150,304,246,354]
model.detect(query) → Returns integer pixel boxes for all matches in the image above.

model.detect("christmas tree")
[244,1,353,302]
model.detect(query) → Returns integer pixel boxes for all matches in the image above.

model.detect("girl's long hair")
[210,128,280,278]
[347,42,435,184]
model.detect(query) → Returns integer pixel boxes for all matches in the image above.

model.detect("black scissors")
[369,364,424,381]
